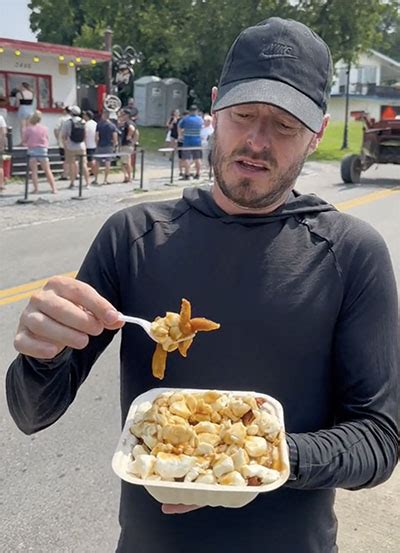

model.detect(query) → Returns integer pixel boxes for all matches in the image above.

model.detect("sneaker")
[91,179,99,185]
[68,183,75,189]
[193,174,200,180]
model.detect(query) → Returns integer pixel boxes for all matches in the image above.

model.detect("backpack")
[70,118,85,143]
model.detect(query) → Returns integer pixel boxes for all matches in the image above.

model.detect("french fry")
[178,338,193,358]
[150,299,220,379]
[190,317,221,332]
[179,298,192,335]
[152,343,168,380]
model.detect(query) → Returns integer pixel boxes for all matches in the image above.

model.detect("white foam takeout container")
[112,387,290,508]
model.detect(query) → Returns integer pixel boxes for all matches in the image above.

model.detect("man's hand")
[14,276,124,360]
[161,504,202,515]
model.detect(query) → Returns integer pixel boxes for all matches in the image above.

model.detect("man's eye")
[233,111,251,119]
[278,122,293,130]
[276,121,300,133]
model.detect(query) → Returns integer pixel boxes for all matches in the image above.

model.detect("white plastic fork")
[118,314,194,342]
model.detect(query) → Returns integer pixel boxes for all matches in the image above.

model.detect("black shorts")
[58,147,65,162]
[181,149,202,161]
[86,148,96,162]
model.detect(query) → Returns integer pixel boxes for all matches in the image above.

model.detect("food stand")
[0,37,111,146]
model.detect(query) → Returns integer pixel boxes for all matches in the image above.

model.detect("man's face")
[212,103,315,209]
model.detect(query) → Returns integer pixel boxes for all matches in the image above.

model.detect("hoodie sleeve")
[286,219,399,490]
[5,211,125,435]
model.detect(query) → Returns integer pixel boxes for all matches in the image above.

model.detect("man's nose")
[246,120,273,152]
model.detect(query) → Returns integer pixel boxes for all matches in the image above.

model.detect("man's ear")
[307,114,330,155]
[211,86,218,127]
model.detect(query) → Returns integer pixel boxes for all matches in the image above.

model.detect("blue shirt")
[96,120,118,148]
[178,114,202,147]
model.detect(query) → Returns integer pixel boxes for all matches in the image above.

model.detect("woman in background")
[16,82,34,145]
[23,111,57,194]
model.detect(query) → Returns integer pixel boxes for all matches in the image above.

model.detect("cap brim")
[213,79,323,132]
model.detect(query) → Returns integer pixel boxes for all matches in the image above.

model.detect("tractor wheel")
[340,154,362,184]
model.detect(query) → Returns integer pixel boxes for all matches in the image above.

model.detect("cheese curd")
[127,390,283,487]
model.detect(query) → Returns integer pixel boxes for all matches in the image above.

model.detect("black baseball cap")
[213,17,333,132]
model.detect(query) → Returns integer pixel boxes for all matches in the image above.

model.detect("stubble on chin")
[212,140,308,209]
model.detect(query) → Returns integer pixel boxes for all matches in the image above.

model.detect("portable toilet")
[163,78,188,120]
[133,76,167,127]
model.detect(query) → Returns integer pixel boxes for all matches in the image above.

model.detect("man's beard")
[212,127,309,210]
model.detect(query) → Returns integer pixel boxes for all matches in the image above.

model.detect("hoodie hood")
[182,185,336,225]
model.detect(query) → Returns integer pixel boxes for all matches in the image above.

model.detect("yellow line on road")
[0,187,399,307]
[0,272,77,306]
[335,187,400,211]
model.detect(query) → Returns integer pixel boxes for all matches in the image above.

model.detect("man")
[82,110,97,176]
[126,97,139,123]
[61,105,90,189]
[118,108,137,183]
[178,104,203,180]
[200,113,214,174]
[6,18,399,553]
[54,106,71,181]
[0,112,7,190]
[92,111,119,185]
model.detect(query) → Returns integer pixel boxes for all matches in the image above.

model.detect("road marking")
[1,187,399,307]
[335,188,400,211]
[0,272,77,306]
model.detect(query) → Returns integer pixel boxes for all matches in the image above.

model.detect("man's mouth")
[234,159,269,174]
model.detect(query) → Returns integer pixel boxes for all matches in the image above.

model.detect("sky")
[0,0,36,41]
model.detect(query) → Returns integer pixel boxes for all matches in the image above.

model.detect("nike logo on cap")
[259,42,297,60]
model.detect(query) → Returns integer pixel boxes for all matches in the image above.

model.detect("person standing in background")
[0,95,8,124]
[93,111,119,185]
[54,106,71,181]
[62,105,90,189]
[15,82,34,145]
[0,112,6,191]
[82,110,98,177]
[176,109,187,178]
[165,109,180,150]
[118,108,136,184]
[178,105,203,180]
[200,114,214,173]
[22,111,57,194]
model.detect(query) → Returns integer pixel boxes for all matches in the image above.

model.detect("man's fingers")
[21,309,90,350]
[31,291,105,336]
[161,504,202,515]
[14,329,63,359]
[44,276,120,325]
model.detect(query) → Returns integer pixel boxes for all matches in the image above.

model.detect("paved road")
[0,162,399,552]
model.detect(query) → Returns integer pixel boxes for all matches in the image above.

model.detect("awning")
[0,37,111,66]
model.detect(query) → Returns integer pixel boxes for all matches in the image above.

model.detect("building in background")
[0,37,111,145]
[329,50,400,122]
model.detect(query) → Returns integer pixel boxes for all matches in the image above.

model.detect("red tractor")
[340,110,400,183]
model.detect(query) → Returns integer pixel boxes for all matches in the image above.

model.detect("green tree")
[28,0,399,109]
[296,0,400,64]
[375,0,400,61]
[29,0,85,44]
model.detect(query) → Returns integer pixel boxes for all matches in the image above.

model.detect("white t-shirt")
[85,119,97,149]
[0,115,6,151]
[200,125,214,148]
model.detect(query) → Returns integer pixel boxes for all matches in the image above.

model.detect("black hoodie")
[6,186,399,553]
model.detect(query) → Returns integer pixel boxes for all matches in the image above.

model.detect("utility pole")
[104,28,113,95]
[341,61,351,150]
